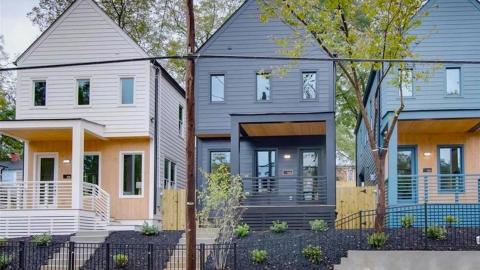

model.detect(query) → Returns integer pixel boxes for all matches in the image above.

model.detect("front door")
[36,154,57,206]
[300,150,320,201]
[397,146,417,203]
[255,150,277,196]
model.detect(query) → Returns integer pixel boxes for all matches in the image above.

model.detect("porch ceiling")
[399,119,480,134]
[241,121,326,137]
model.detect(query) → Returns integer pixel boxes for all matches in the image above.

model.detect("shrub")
[367,232,388,248]
[444,215,458,226]
[400,215,414,228]
[250,249,267,264]
[234,224,250,238]
[302,245,323,264]
[270,220,288,233]
[0,253,13,269]
[426,226,446,240]
[140,221,159,236]
[113,254,129,268]
[32,233,52,247]
[310,219,328,232]
[0,238,6,246]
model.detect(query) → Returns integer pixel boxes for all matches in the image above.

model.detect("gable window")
[302,72,317,99]
[210,151,231,173]
[77,79,90,105]
[178,105,184,137]
[210,75,225,102]
[164,159,176,189]
[438,145,464,192]
[446,67,461,95]
[399,69,413,97]
[256,72,271,101]
[121,152,143,196]
[34,80,46,106]
[83,154,99,185]
[121,78,134,104]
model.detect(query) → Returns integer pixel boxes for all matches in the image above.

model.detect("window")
[121,78,134,104]
[164,159,176,189]
[121,153,143,196]
[77,79,90,105]
[210,75,225,102]
[34,80,46,106]
[399,69,413,97]
[255,150,276,193]
[446,67,460,95]
[178,105,184,137]
[438,146,464,192]
[302,72,317,99]
[256,72,271,101]
[210,151,231,173]
[83,154,99,185]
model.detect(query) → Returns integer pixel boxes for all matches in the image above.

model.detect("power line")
[2,54,480,72]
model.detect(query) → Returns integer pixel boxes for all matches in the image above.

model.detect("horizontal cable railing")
[241,176,328,205]
[82,182,111,223]
[0,181,73,209]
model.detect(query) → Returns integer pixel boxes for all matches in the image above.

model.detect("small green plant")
[32,233,52,247]
[234,223,250,238]
[0,238,6,246]
[400,215,415,228]
[367,232,388,248]
[0,253,13,270]
[113,254,129,268]
[426,226,447,240]
[444,215,458,227]
[250,249,267,264]
[310,219,328,232]
[270,220,288,233]
[302,245,323,264]
[140,222,159,236]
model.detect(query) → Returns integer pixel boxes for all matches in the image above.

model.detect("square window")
[121,78,134,104]
[446,68,460,95]
[210,75,225,102]
[256,72,271,101]
[210,151,231,173]
[399,69,413,97]
[34,80,46,106]
[302,72,317,99]
[77,79,90,105]
[122,153,143,196]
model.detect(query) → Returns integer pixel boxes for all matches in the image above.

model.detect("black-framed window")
[83,154,99,185]
[399,68,413,97]
[438,145,464,192]
[255,150,276,193]
[122,153,143,196]
[121,78,134,104]
[164,159,176,189]
[210,75,225,102]
[77,79,90,105]
[446,67,461,95]
[302,72,317,99]
[34,80,46,106]
[210,151,230,173]
[256,72,271,101]
[178,105,184,137]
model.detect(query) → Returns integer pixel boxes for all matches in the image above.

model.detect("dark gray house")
[195,0,336,229]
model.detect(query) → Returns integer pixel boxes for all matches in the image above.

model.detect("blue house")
[356,0,480,226]
[195,0,336,229]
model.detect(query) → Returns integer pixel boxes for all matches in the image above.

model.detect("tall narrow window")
[399,69,413,97]
[77,79,90,105]
[446,67,461,95]
[210,75,225,102]
[210,151,231,173]
[439,146,464,192]
[121,153,143,196]
[34,80,46,106]
[164,159,176,189]
[178,105,184,137]
[256,72,271,101]
[121,78,134,104]
[255,150,276,193]
[302,72,317,99]
[83,154,99,185]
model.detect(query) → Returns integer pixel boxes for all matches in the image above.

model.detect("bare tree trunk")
[374,152,387,232]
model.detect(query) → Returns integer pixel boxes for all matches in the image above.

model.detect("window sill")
[74,105,92,109]
[117,104,136,108]
[255,100,273,103]
[443,95,464,98]
[31,106,48,109]
[299,99,319,102]
[119,195,144,199]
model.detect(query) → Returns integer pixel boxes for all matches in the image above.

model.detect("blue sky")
[0,0,40,60]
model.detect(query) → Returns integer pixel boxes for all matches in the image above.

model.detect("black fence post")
[199,243,205,270]
[424,202,428,249]
[359,210,363,249]
[18,240,25,270]
[68,242,75,270]
[148,243,153,270]
[105,243,110,270]
[233,243,237,270]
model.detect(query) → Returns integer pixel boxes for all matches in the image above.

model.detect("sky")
[0,0,40,61]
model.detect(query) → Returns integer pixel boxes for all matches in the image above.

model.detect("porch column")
[387,124,398,205]
[326,114,336,205]
[23,140,29,182]
[231,118,240,175]
[71,123,84,209]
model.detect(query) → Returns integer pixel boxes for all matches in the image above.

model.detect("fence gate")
[336,185,376,226]
[161,189,186,230]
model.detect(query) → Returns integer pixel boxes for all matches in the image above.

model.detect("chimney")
[9,153,20,162]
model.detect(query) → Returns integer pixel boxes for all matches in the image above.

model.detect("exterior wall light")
[423,152,432,157]
[283,154,291,159]
[63,160,71,164]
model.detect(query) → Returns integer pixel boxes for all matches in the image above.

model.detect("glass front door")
[301,150,320,201]
[36,155,56,206]
[397,147,417,202]
[255,150,276,193]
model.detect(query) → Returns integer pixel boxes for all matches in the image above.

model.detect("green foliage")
[302,245,323,264]
[400,215,415,228]
[234,224,250,238]
[444,215,458,226]
[140,222,159,236]
[367,232,388,248]
[270,220,288,233]
[309,219,328,232]
[0,238,6,246]
[32,233,52,247]
[250,249,267,264]
[426,226,447,240]
[113,254,129,268]
[0,253,13,270]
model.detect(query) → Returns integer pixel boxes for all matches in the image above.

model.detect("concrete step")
[70,235,107,243]
[74,230,109,237]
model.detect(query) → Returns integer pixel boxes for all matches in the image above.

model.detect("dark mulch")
[1,235,71,270]
[82,230,183,270]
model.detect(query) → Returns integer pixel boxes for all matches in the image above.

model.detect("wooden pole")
[185,0,196,269]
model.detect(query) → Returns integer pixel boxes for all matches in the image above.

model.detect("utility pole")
[185,0,196,269]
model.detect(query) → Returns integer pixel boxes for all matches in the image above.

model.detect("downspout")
[153,63,160,215]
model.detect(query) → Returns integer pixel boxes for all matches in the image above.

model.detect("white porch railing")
[82,182,111,223]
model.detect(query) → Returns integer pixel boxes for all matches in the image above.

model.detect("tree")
[28,0,243,83]
[259,0,426,231]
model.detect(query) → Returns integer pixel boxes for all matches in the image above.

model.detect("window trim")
[119,77,136,106]
[398,68,414,98]
[255,71,272,102]
[209,73,226,103]
[75,78,91,107]
[84,152,101,186]
[163,158,177,189]
[300,71,319,101]
[445,66,462,97]
[208,149,231,173]
[437,144,465,193]
[33,80,47,108]
[119,151,144,198]
[178,105,184,138]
